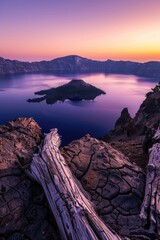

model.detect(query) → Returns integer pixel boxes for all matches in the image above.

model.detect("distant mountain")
[0,55,160,77]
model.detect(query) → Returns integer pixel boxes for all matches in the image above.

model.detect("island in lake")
[27,79,106,104]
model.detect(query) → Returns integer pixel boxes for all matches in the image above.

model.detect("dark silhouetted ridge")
[0,55,160,77]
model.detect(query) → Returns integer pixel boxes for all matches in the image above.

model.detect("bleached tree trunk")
[27,129,122,240]
[140,128,160,234]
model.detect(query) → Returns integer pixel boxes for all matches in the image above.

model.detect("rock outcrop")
[0,118,59,240]
[61,135,150,239]
[134,91,160,135]
[103,88,160,168]
[106,87,160,139]
[27,79,105,104]
[1,55,160,77]
[110,108,134,138]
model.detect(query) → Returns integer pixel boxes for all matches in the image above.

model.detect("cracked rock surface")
[61,135,151,239]
[1,117,159,239]
[0,118,59,240]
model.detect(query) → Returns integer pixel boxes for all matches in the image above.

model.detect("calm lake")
[0,73,158,145]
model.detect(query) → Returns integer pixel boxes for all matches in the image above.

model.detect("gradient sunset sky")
[0,0,160,62]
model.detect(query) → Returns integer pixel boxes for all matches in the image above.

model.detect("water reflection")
[0,73,158,145]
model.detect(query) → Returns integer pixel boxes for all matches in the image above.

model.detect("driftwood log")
[140,128,160,234]
[27,129,122,240]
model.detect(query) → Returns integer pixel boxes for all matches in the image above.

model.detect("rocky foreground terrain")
[0,118,60,240]
[1,55,160,77]
[0,86,160,240]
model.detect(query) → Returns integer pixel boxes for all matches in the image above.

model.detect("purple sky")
[0,0,160,61]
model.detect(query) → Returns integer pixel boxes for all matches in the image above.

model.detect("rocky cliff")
[1,55,160,77]
[106,86,160,139]
[134,90,160,134]
[103,84,160,169]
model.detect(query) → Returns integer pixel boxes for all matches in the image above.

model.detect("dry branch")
[27,129,122,240]
[140,128,160,234]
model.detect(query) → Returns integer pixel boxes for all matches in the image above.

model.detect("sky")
[0,0,160,62]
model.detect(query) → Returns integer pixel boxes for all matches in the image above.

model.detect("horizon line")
[1,54,160,64]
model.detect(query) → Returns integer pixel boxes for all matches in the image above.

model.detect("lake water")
[0,73,158,145]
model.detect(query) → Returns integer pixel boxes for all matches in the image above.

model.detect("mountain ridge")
[0,55,160,77]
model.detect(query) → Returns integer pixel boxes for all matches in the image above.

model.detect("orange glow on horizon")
[1,0,160,62]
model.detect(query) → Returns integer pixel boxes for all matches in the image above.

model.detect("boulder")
[61,134,149,239]
[0,118,59,240]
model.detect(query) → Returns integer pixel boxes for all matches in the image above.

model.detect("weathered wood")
[140,128,160,234]
[27,129,122,240]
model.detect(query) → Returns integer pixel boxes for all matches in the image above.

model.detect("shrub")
[152,81,160,92]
